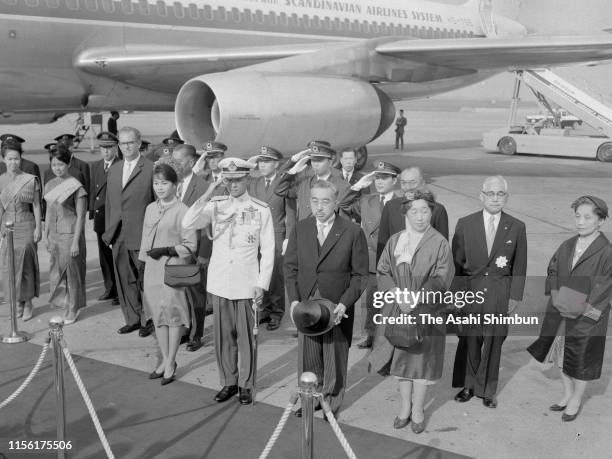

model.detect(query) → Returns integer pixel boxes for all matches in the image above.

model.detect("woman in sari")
[371,189,454,433]
[139,162,197,385]
[528,196,612,422]
[44,144,87,324]
[0,139,41,320]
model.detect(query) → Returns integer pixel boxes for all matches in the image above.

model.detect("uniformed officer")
[192,141,226,183]
[89,132,120,304]
[182,157,275,405]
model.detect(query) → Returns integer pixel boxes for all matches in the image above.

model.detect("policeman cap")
[373,161,401,177]
[54,134,76,145]
[308,140,336,159]
[44,143,58,152]
[0,134,25,144]
[257,146,283,161]
[139,140,151,151]
[97,131,118,146]
[162,136,184,147]
[203,141,227,157]
[219,157,253,178]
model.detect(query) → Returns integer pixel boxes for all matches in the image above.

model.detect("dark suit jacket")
[452,210,527,309]
[0,158,41,184]
[376,197,449,262]
[89,157,120,234]
[248,174,294,239]
[181,174,211,260]
[44,156,90,192]
[344,169,371,195]
[103,155,155,250]
[284,215,368,344]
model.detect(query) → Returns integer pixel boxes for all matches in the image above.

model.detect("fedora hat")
[292,298,336,336]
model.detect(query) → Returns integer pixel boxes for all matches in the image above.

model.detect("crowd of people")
[0,128,611,433]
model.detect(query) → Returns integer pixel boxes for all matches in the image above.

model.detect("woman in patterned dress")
[0,139,41,321]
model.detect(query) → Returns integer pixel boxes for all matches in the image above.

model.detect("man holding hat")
[89,132,120,305]
[0,134,42,184]
[183,156,275,405]
[247,146,296,331]
[339,161,403,349]
[285,179,368,418]
[275,140,352,222]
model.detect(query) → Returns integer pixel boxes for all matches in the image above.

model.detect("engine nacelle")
[175,72,395,156]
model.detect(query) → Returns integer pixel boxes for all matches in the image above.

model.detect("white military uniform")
[182,180,274,390]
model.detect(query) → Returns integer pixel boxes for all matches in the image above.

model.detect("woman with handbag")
[528,196,612,421]
[371,189,454,433]
[139,162,197,386]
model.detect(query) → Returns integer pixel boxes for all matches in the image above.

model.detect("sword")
[252,299,260,406]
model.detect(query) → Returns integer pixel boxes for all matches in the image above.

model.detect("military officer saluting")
[182,157,275,405]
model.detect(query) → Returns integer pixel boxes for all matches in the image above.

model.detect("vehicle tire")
[596,142,612,162]
[572,121,580,129]
[498,136,517,155]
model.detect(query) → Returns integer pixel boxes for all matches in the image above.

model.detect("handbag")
[384,302,422,349]
[164,245,201,288]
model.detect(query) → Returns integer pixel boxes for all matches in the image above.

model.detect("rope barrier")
[62,347,115,459]
[258,392,299,459]
[318,395,358,459]
[0,341,50,410]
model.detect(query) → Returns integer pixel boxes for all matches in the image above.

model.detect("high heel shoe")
[393,416,410,429]
[411,412,426,434]
[22,303,34,321]
[149,368,164,379]
[549,404,567,412]
[562,406,581,422]
[161,362,177,386]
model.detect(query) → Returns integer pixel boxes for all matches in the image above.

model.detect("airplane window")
[45,0,60,8]
[101,0,114,13]
[215,6,227,22]
[24,0,39,7]
[121,0,133,14]
[157,0,167,17]
[173,2,184,18]
[232,7,241,23]
[288,13,297,27]
[65,0,78,11]
[203,4,213,20]
[323,17,331,30]
[301,14,309,28]
[84,0,97,11]
[138,0,150,16]
[269,11,277,25]
[279,12,287,26]
[312,16,320,29]
[255,10,264,24]
[3,0,18,5]
[188,4,198,20]
[243,9,252,23]
[370,22,378,35]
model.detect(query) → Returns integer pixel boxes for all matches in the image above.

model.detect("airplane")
[2,0,612,157]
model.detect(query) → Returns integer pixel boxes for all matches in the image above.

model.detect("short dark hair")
[50,143,72,165]
[340,149,356,158]
[111,111,119,117]
[1,140,23,157]
[153,163,178,184]
[401,188,435,215]
[173,144,198,161]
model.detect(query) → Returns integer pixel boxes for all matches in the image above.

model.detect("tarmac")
[1,103,612,458]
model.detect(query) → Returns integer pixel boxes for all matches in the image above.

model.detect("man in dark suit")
[173,144,210,351]
[248,146,295,330]
[103,126,155,336]
[451,175,527,408]
[89,132,120,305]
[377,167,449,262]
[43,134,90,192]
[0,135,42,185]
[338,149,370,222]
[285,179,368,417]
[108,111,119,136]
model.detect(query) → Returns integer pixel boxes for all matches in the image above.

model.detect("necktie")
[344,172,349,181]
[104,162,109,173]
[177,182,183,200]
[486,215,496,255]
[317,223,326,246]
[265,178,270,190]
[379,195,385,210]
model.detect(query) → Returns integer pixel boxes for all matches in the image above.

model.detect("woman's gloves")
[147,246,179,260]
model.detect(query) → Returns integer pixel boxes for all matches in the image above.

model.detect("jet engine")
[175,71,395,156]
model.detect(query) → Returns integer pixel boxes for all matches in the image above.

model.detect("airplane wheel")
[596,142,612,162]
[498,137,517,155]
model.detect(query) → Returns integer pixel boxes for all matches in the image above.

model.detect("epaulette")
[251,197,269,208]
[211,195,230,202]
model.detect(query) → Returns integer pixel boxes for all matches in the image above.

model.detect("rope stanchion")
[62,347,115,459]
[318,396,358,459]
[0,341,50,410]
[258,392,299,459]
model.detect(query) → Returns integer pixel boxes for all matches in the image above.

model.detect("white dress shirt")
[483,209,501,235]
[316,213,336,242]
[122,155,141,188]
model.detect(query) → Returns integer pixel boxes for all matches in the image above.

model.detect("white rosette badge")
[495,256,508,268]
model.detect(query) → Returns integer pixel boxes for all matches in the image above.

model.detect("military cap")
[308,140,336,159]
[44,142,58,152]
[139,140,151,152]
[162,136,184,147]
[0,134,25,144]
[373,161,401,176]
[97,131,118,146]
[257,146,283,161]
[203,141,227,157]
[54,134,76,145]
[218,157,253,178]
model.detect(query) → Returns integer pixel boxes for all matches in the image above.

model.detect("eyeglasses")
[481,191,508,198]
[118,140,138,147]
[222,177,247,185]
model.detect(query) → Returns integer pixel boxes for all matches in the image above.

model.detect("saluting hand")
[351,171,376,191]
[288,155,310,175]
[192,153,208,175]
[290,149,310,163]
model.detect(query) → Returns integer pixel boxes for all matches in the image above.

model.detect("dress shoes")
[149,369,164,380]
[393,416,410,429]
[411,419,426,434]
[267,318,280,331]
[16,303,24,318]
[161,363,177,386]
[21,303,34,322]
[549,404,567,412]
[63,310,80,325]
[562,412,579,422]
[482,398,497,409]
[98,291,116,301]
[214,385,238,403]
[239,387,252,405]
[111,298,120,305]
[294,404,322,417]
[258,316,271,325]
[180,334,189,345]
[139,321,154,337]
[118,323,140,334]
[186,337,203,352]
[357,337,373,349]
[454,388,474,403]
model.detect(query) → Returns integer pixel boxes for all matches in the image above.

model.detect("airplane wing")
[375,35,612,70]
